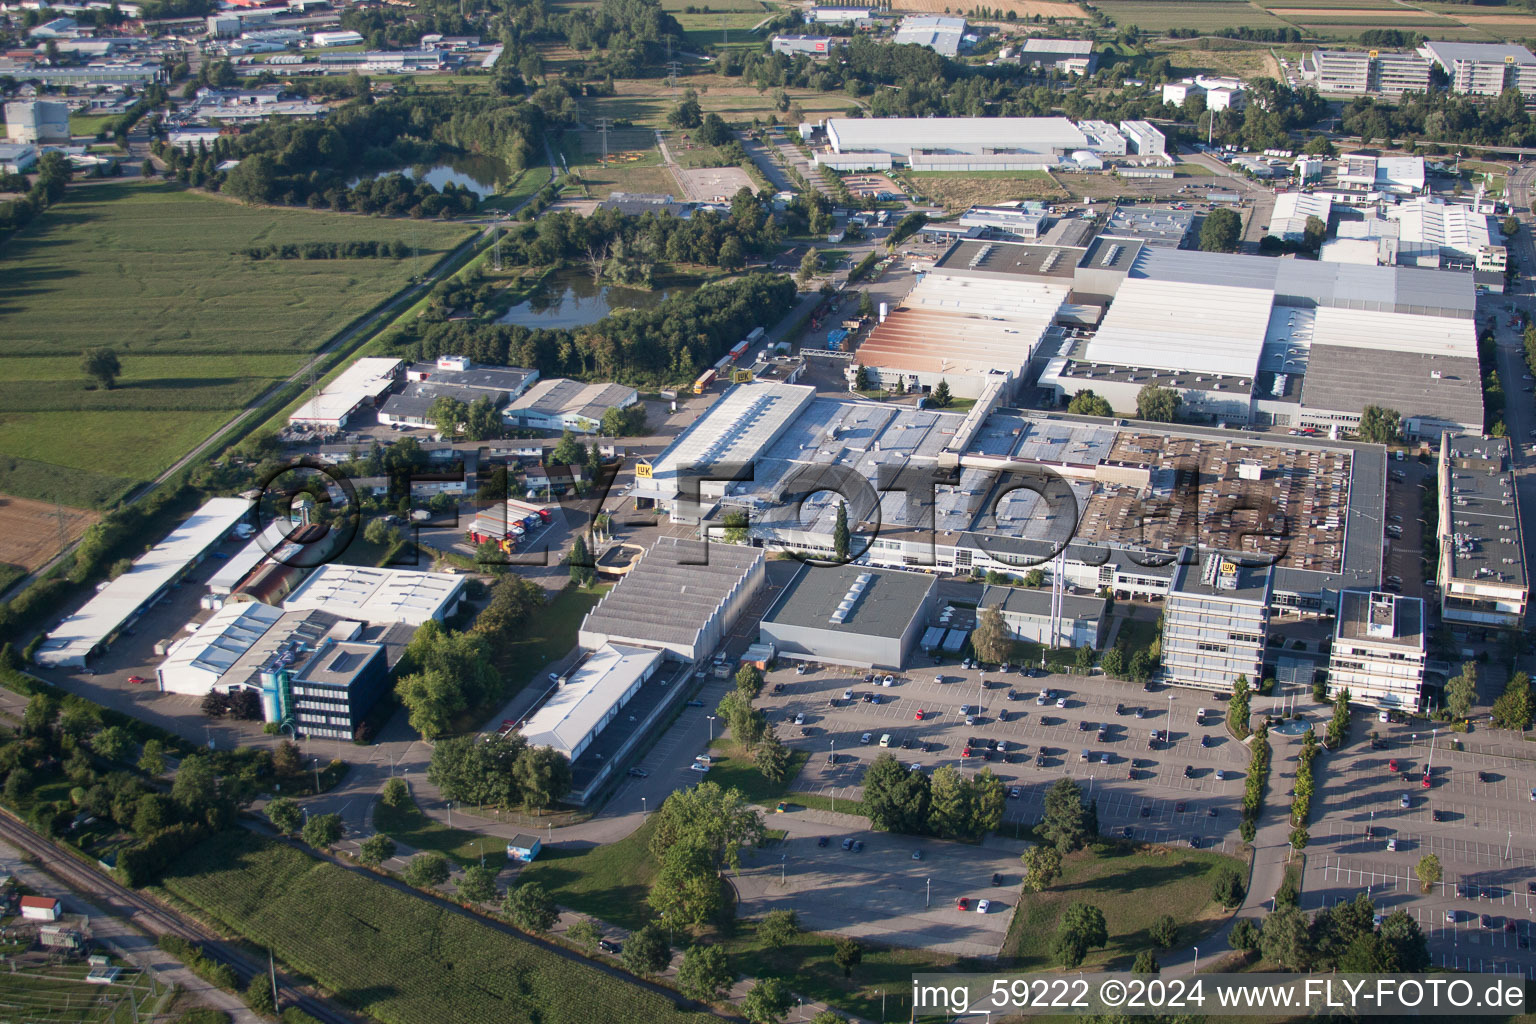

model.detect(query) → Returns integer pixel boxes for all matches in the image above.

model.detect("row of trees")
[241,240,415,261]
[715,666,794,786]
[861,754,1006,841]
[1325,687,1353,749]
[392,273,798,386]
[1240,723,1270,845]
[427,731,572,812]
[0,150,71,237]
[1241,891,1429,972]
[1288,727,1319,850]
[647,781,765,929]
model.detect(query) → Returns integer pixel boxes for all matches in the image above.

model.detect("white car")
[882,674,895,687]
[976,899,991,914]
[1386,838,1397,851]
[794,712,805,725]
[689,762,711,773]
[1215,769,1225,780]
[1378,710,1390,723]
[1056,697,1067,708]
[844,689,854,700]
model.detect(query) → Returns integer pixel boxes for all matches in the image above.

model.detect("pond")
[496,269,693,329]
[353,155,509,200]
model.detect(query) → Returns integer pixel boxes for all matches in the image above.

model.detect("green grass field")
[0,180,472,505]
[518,816,661,931]
[68,113,122,138]
[1001,842,1245,972]
[163,831,720,1024]
[373,792,510,871]
[1095,1,1291,31]
[702,737,810,805]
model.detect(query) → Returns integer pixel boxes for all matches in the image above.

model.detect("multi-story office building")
[1312,50,1431,96]
[1436,434,1528,628]
[1418,41,1536,97]
[1328,589,1426,711]
[1160,551,1272,692]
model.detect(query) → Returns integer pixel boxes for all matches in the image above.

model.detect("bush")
[1148,914,1178,948]
[1212,867,1245,908]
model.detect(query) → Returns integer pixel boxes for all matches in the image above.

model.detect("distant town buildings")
[892,15,966,57]
[1015,37,1095,75]
[1161,75,1246,111]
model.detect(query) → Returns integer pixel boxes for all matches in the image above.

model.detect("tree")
[457,863,499,904]
[1378,909,1430,972]
[832,937,862,978]
[650,838,725,928]
[1212,867,1245,908]
[1304,134,1335,156]
[1445,661,1477,719]
[677,944,732,1002]
[513,745,572,811]
[1067,390,1113,417]
[735,664,764,698]
[301,812,343,850]
[1135,384,1181,423]
[466,396,502,440]
[566,917,603,950]
[504,881,559,931]
[550,430,584,466]
[1327,686,1352,747]
[970,605,1012,666]
[861,753,932,834]
[569,534,594,587]
[1260,903,1311,969]
[358,833,396,866]
[697,113,732,147]
[137,739,166,777]
[832,500,850,563]
[1199,207,1241,252]
[1039,777,1091,853]
[1301,214,1328,252]
[926,764,968,839]
[717,690,766,748]
[753,730,791,783]
[1053,902,1108,968]
[266,796,302,835]
[1358,405,1402,445]
[1148,913,1179,948]
[381,777,409,807]
[90,725,133,763]
[1228,674,1252,738]
[1023,569,1045,588]
[758,909,801,948]
[1131,950,1159,973]
[1075,643,1094,673]
[722,510,750,545]
[403,852,451,888]
[1021,844,1062,892]
[931,379,952,408]
[797,248,820,283]
[428,394,469,438]
[1100,646,1125,678]
[668,96,702,129]
[172,754,218,815]
[648,781,765,874]
[1229,917,1261,952]
[82,347,121,390]
[742,977,792,1024]
[621,922,671,976]
[1415,852,1443,893]
[1491,670,1532,729]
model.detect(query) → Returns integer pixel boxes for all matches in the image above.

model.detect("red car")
[1422,773,1432,789]
[127,675,148,685]
[1388,759,1400,773]
[956,897,970,911]
[915,709,925,721]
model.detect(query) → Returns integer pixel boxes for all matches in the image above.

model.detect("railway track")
[0,811,358,1024]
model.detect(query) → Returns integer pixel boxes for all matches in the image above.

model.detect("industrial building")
[1160,552,1272,692]
[1307,49,1432,96]
[4,99,69,144]
[1337,153,1426,195]
[288,357,402,429]
[632,378,1390,615]
[758,564,937,669]
[1267,192,1333,243]
[956,205,1048,240]
[771,35,839,56]
[1038,246,1485,438]
[517,642,663,760]
[156,600,286,695]
[503,378,640,434]
[1015,37,1095,75]
[577,537,766,662]
[892,15,965,56]
[310,29,363,46]
[1418,41,1536,97]
[806,5,872,23]
[1328,589,1426,711]
[1436,434,1527,629]
[1100,206,1193,248]
[814,117,1114,172]
[854,239,1075,398]
[0,143,38,174]
[35,498,251,668]
[282,564,466,627]
[1119,120,1166,159]
[978,584,1107,649]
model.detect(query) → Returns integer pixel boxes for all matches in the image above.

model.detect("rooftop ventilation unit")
[1100,243,1122,267]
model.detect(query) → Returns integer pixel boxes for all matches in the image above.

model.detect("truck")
[506,498,552,523]
[727,340,749,362]
[744,326,765,346]
[693,368,717,394]
[826,327,849,351]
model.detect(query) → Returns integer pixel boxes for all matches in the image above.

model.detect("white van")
[879,733,892,747]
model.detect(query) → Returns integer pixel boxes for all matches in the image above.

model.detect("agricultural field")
[0,180,472,507]
[163,831,721,1024]
[0,962,167,1024]
[0,492,99,589]
[903,170,1068,210]
[662,0,774,51]
[895,0,1086,18]
[1000,842,1246,972]
[1094,1,1292,32]
[1146,39,1286,80]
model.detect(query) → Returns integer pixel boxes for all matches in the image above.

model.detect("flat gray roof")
[934,239,1082,280]
[1443,436,1526,589]
[763,564,934,639]
[1299,345,1483,430]
[1336,588,1424,648]
[979,582,1107,621]
[1168,549,1274,603]
[580,537,763,649]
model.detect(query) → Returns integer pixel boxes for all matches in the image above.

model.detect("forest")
[392,273,798,385]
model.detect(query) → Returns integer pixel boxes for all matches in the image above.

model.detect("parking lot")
[1300,719,1536,977]
[759,662,1250,850]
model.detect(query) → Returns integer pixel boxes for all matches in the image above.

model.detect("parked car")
[627,767,649,778]
[689,762,711,773]
[599,939,621,954]
[860,732,872,744]
[976,899,991,914]
[794,712,805,725]
[956,897,970,911]
[915,709,926,721]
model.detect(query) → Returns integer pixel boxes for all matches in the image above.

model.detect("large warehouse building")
[35,497,250,668]
[1418,40,1536,97]
[281,564,466,626]
[759,564,936,669]
[578,537,766,661]
[1038,246,1484,438]
[288,357,402,430]
[814,117,1119,172]
[517,643,663,761]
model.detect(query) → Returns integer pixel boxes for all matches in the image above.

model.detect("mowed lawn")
[0,180,473,505]
[1002,842,1245,972]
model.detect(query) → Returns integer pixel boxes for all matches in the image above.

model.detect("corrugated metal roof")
[826,116,1086,154]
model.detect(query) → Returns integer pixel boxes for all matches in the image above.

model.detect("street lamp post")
[641,796,648,817]
[1428,729,1438,773]
[1193,946,1199,973]
[926,876,931,908]
[447,801,452,828]
[706,715,716,743]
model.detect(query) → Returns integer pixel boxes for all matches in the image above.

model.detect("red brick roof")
[20,896,59,910]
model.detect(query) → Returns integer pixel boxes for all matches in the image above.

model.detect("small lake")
[497,269,693,329]
[353,155,508,199]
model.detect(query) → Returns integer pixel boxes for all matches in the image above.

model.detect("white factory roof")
[825,116,1086,154]
[893,14,965,55]
[1273,191,1334,223]
[290,357,401,424]
[517,643,661,759]
[35,498,250,667]
[1081,272,1273,378]
[158,601,283,691]
[1312,305,1477,358]
[1021,37,1092,56]
[1419,40,1536,67]
[635,381,815,501]
[282,564,464,626]
[207,519,301,595]
[1387,197,1493,256]
[1319,238,1383,266]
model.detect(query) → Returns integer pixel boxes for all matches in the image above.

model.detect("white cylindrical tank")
[878,302,888,323]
